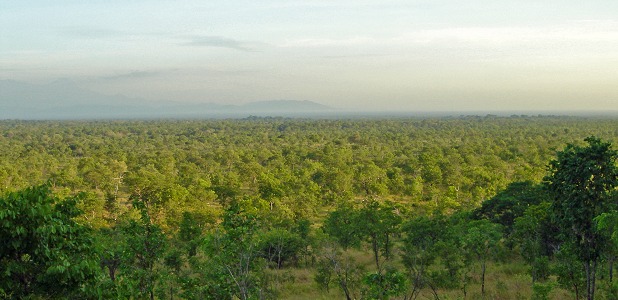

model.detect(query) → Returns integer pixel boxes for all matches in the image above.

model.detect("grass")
[271,253,578,300]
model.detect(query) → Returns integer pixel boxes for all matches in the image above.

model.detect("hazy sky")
[2,1,618,111]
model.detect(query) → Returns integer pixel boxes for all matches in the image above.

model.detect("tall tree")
[204,201,268,300]
[323,199,402,272]
[459,219,504,296]
[314,242,363,300]
[545,137,618,300]
[356,199,402,273]
[512,202,558,283]
[122,193,167,300]
[401,215,448,299]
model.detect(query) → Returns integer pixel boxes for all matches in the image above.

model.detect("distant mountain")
[0,79,139,107]
[0,80,333,119]
[0,79,146,119]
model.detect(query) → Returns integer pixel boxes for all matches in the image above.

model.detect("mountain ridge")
[0,80,333,119]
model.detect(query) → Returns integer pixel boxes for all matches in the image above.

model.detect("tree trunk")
[414,268,423,300]
[574,274,580,300]
[109,266,116,282]
[428,281,441,300]
[481,260,486,296]
[385,234,390,259]
[609,256,614,283]
[591,259,597,300]
[277,241,283,269]
[372,236,381,272]
[340,280,352,300]
[585,259,597,300]
[585,261,590,300]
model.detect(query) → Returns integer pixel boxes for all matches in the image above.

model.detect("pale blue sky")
[2,1,618,111]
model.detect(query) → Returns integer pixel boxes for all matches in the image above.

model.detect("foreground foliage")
[0,185,98,298]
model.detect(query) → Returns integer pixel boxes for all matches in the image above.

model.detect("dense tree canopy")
[1,116,618,299]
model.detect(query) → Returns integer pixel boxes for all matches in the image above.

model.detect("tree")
[122,193,168,300]
[0,185,99,298]
[322,199,403,298]
[473,181,546,239]
[512,202,558,283]
[459,219,504,296]
[401,215,447,299]
[258,228,304,269]
[362,268,407,300]
[314,242,363,300]
[545,137,618,300]
[554,243,586,299]
[356,199,402,273]
[97,227,124,284]
[204,201,269,300]
[323,199,402,272]
[178,211,204,257]
[596,210,618,282]
[323,203,362,249]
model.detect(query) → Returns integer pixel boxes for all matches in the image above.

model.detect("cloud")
[101,70,166,80]
[279,37,376,48]
[278,20,618,49]
[409,21,618,45]
[320,53,391,59]
[181,36,256,52]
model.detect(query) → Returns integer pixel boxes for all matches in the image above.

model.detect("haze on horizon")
[2,1,618,113]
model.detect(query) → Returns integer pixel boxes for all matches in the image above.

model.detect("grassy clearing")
[272,255,577,300]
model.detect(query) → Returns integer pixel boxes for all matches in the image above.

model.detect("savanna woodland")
[1,116,618,300]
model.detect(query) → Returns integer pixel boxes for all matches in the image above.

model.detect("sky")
[2,0,618,112]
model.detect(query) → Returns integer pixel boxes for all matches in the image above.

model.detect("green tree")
[596,210,618,282]
[314,242,363,300]
[258,228,304,269]
[473,181,546,239]
[97,226,124,284]
[178,211,204,257]
[122,193,168,300]
[323,199,404,299]
[0,185,99,298]
[204,201,269,300]
[460,219,504,296]
[323,199,402,272]
[323,202,362,249]
[401,215,447,299]
[545,137,618,300]
[362,268,407,300]
[554,244,586,299]
[513,202,558,283]
[356,199,402,273]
